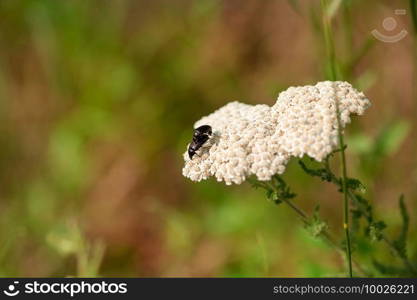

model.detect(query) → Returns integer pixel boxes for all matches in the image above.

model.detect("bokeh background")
[0,0,416,277]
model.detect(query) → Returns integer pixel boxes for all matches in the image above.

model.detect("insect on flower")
[183,81,371,185]
[188,125,212,159]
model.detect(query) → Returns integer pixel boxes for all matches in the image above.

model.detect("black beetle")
[188,125,212,159]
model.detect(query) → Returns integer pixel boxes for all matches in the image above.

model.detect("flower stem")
[262,175,365,276]
[381,236,417,274]
[347,190,417,275]
[321,0,338,80]
[337,118,353,278]
[280,197,366,276]
[321,0,353,277]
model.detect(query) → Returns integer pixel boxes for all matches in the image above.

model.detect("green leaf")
[249,176,294,206]
[346,178,365,193]
[298,160,336,183]
[374,121,410,157]
[271,175,296,203]
[393,195,409,258]
[354,69,377,92]
[348,121,410,161]
[373,259,408,276]
[347,133,372,154]
[326,0,343,20]
[248,177,267,190]
[305,205,328,238]
[266,190,280,204]
[367,221,386,242]
[350,193,387,241]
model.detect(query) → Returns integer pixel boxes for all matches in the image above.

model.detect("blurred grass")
[0,0,416,277]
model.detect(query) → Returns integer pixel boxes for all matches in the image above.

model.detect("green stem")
[321,0,353,277]
[301,157,417,275]
[263,175,366,276]
[334,100,353,278]
[381,236,417,274]
[280,197,367,276]
[321,0,337,80]
[347,190,417,275]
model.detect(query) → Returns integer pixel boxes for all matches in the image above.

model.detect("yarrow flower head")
[182,81,370,185]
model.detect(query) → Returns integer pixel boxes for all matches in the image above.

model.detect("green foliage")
[248,176,296,205]
[348,120,410,178]
[298,160,336,183]
[367,221,387,243]
[372,260,408,277]
[345,178,365,193]
[374,121,410,157]
[392,196,409,259]
[47,222,105,277]
[306,205,328,238]
[271,176,297,204]
[349,121,410,158]
[0,0,416,278]
[353,195,416,276]
[349,193,385,242]
[299,157,384,240]
[298,150,417,276]
[325,0,343,21]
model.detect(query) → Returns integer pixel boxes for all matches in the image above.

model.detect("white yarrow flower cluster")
[182,81,370,185]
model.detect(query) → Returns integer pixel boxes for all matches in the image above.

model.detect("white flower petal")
[183,81,370,185]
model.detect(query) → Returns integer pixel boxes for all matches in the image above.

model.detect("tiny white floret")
[182,81,370,185]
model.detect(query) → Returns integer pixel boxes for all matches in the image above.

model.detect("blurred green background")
[0,0,416,277]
